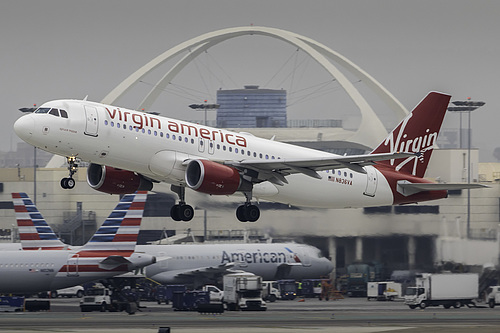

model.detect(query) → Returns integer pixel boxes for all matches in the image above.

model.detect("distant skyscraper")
[216,85,286,128]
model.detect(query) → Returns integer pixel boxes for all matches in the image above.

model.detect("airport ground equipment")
[262,281,280,302]
[223,273,266,311]
[485,286,500,308]
[155,285,186,304]
[79,284,138,314]
[275,280,297,300]
[171,290,223,313]
[367,281,402,301]
[56,285,84,298]
[0,296,24,312]
[199,285,224,303]
[301,279,323,298]
[346,262,383,297]
[405,273,479,309]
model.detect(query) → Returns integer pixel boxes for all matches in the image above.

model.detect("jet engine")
[185,159,249,195]
[87,163,153,194]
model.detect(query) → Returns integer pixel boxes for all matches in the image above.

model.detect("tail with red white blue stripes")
[78,191,147,254]
[12,193,67,250]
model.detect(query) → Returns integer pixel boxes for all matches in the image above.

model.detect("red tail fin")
[371,92,451,178]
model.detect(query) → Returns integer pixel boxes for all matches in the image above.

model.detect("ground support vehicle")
[200,285,224,303]
[0,296,24,312]
[485,286,500,308]
[79,284,138,314]
[223,273,266,311]
[155,285,186,304]
[367,281,402,301]
[405,273,479,309]
[301,279,322,298]
[56,286,84,298]
[262,281,280,302]
[275,280,297,300]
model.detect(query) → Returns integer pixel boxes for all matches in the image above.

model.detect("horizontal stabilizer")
[99,255,131,270]
[397,180,489,196]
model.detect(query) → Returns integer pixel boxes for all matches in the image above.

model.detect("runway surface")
[2,297,500,333]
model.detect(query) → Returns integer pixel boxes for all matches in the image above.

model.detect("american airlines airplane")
[0,192,155,294]
[10,193,333,287]
[13,92,484,222]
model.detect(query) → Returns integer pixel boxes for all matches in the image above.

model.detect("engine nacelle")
[185,159,244,195]
[87,163,153,194]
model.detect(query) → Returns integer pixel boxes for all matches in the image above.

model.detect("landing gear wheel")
[236,205,248,222]
[60,177,75,189]
[236,204,260,222]
[179,204,194,221]
[170,205,181,221]
[246,204,260,222]
[170,204,194,222]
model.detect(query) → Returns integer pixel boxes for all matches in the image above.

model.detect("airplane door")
[208,140,215,155]
[363,166,378,197]
[298,247,311,267]
[66,254,79,277]
[198,138,205,153]
[84,106,99,137]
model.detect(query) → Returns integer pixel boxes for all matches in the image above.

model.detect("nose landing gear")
[61,156,78,189]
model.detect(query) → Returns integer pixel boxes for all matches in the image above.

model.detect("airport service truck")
[405,273,479,309]
[485,286,500,308]
[223,273,266,311]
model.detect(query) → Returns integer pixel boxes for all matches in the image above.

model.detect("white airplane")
[0,192,155,294]
[13,92,485,222]
[141,242,333,287]
[10,193,333,287]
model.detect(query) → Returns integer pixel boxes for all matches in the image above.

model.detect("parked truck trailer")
[404,273,479,309]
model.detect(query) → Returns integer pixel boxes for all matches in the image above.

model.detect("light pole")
[447,98,485,239]
[188,101,220,241]
[188,101,220,126]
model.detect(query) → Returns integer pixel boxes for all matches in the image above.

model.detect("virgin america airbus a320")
[14,92,484,222]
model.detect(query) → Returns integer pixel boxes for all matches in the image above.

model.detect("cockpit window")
[60,109,68,118]
[34,108,51,114]
[49,108,59,117]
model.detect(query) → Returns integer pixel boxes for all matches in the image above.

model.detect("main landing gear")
[236,192,260,222]
[170,185,194,222]
[61,157,78,189]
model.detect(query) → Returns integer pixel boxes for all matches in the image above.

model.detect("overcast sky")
[2,0,499,161]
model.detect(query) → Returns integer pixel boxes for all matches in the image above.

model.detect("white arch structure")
[102,26,408,149]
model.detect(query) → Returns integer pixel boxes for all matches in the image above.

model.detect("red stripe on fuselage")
[74,250,133,258]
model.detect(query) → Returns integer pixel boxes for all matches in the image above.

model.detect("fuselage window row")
[103,119,280,160]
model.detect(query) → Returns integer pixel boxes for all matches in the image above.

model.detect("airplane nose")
[14,115,34,141]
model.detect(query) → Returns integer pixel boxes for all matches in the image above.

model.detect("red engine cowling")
[87,163,153,194]
[185,160,242,195]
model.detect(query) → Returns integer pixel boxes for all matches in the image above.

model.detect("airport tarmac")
[2,297,500,333]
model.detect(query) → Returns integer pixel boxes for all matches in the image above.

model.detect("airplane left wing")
[227,151,416,184]
[174,263,242,279]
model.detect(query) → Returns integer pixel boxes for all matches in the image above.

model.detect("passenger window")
[49,108,59,117]
[60,109,68,118]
